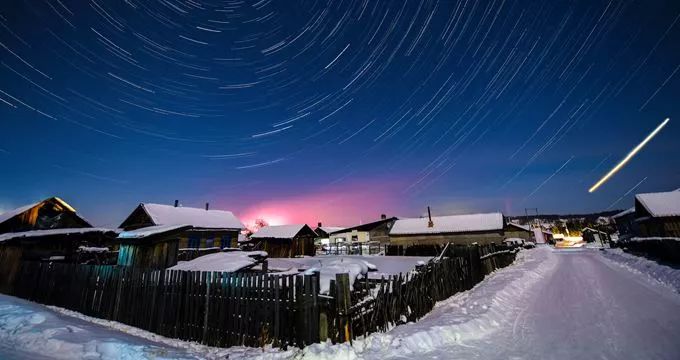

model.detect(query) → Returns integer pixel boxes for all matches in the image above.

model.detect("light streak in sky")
[589,118,670,193]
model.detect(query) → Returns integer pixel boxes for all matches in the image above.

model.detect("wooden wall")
[389,231,504,247]
[177,230,239,249]
[118,240,179,269]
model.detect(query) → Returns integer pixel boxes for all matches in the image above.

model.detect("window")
[206,236,214,248]
[222,235,232,248]
[188,235,200,248]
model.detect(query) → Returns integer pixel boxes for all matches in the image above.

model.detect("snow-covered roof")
[390,212,504,235]
[250,224,309,239]
[317,226,345,234]
[506,223,531,232]
[635,191,680,218]
[612,207,635,219]
[117,224,191,239]
[0,228,116,243]
[0,202,39,224]
[168,251,267,272]
[0,197,88,226]
[140,203,244,229]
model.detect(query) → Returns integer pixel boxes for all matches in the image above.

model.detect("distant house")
[0,197,116,291]
[329,215,398,245]
[504,223,534,242]
[314,222,345,240]
[117,224,192,269]
[250,224,317,257]
[119,202,244,250]
[612,207,636,241]
[582,227,610,243]
[634,191,680,238]
[389,212,505,247]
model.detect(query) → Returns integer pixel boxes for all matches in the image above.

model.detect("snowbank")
[168,251,267,272]
[600,248,680,293]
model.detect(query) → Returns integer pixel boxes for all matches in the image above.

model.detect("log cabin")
[249,224,317,257]
[118,202,245,251]
[328,215,398,245]
[504,222,534,242]
[0,197,116,291]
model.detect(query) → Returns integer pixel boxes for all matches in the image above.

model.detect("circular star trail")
[0,0,679,225]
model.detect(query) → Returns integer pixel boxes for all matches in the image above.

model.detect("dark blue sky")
[1,0,679,227]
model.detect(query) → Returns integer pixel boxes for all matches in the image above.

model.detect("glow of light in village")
[588,117,670,193]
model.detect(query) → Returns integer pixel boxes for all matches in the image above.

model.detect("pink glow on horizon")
[236,180,407,228]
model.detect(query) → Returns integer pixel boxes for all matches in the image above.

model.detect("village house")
[504,222,534,242]
[582,227,611,243]
[118,201,245,250]
[249,224,317,257]
[633,190,680,238]
[0,197,117,291]
[612,207,636,241]
[328,215,397,244]
[389,211,505,247]
[314,222,345,240]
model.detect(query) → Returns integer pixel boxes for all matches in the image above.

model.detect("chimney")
[205,202,210,211]
[174,200,179,207]
[427,206,434,228]
[380,214,387,220]
[318,222,322,228]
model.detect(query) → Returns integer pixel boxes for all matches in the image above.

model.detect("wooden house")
[389,212,505,247]
[582,227,610,243]
[117,224,191,269]
[328,215,398,245]
[612,207,636,241]
[119,202,245,250]
[504,222,534,242]
[633,191,680,237]
[314,222,345,240]
[0,197,116,291]
[249,224,317,257]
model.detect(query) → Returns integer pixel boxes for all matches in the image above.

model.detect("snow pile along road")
[600,247,680,293]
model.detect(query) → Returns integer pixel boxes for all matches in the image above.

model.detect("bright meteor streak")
[589,117,670,193]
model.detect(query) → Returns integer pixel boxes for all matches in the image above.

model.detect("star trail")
[0,0,679,226]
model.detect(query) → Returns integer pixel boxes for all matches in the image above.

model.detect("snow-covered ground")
[3,247,680,359]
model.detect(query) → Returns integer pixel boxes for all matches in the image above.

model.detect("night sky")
[1,0,679,228]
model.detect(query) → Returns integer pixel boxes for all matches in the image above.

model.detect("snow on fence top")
[635,191,680,217]
[117,224,191,239]
[250,224,309,239]
[168,251,267,272]
[0,228,116,243]
[390,212,504,235]
[142,203,244,229]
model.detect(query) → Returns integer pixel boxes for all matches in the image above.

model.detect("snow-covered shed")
[634,190,680,238]
[250,224,317,257]
[118,202,244,250]
[389,212,505,246]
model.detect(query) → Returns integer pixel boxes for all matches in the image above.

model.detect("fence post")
[113,266,124,321]
[335,273,351,343]
[202,271,211,344]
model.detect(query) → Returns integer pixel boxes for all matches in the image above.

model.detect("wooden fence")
[8,262,320,348]
[1,243,517,349]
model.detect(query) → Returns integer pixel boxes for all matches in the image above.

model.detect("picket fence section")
[2,243,518,349]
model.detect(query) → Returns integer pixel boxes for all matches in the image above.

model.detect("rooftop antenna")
[427,206,434,228]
